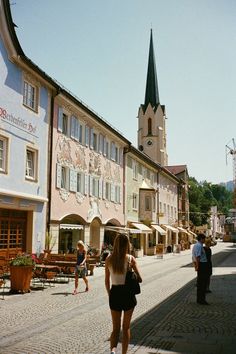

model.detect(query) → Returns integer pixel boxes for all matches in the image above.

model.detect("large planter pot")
[10,266,33,293]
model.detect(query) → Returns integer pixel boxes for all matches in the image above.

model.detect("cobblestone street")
[0,241,235,354]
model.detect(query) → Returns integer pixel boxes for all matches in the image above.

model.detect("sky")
[11,0,236,184]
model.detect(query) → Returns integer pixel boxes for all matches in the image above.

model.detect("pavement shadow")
[129,272,236,353]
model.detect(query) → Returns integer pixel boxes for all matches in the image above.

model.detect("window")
[148,118,152,135]
[145,196,151,211]
[132,160,138,180]
[61,166,69,190]
[23,80,38,112]
[85,126,90,146]
[132,193,138,210]
[0,136,8,173]
[106,141,110,159]
[77,172,84,193]
[93,132,98,151]
[92,178,99,197]
[62,113,68,135]
[26,148,37,181]
[106,182,111,200]
[115,186,121,203]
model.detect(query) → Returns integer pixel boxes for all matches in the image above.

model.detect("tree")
[188,177,233,227]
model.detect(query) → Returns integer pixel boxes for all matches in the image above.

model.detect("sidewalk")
[129,242,236,354]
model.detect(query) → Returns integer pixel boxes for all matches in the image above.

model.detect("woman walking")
[105,234,142,354]
[73,240,89,295]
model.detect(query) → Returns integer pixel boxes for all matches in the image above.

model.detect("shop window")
[23,80,38,112]
[0,136,8,173]
[25,148,38,181]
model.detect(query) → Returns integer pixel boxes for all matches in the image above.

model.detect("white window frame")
[105,182,111,200]
[61,166,69,190]
[77,172,84,193]
[25,147,38,181]
[0,136,8,174]
[132,193,138,210]
[23,80,38,112]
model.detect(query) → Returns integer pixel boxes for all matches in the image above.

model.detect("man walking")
[192,233,209,305]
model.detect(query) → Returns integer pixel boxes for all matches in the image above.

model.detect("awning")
[60,224,84,230]
[104,226,141,234]
[178,227,188,234]
[188,230,197,237]
[130,222,152,233]
[162,225,179,233]
[151,224,166,235]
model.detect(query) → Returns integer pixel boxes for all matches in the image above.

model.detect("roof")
[144,29,160,112]
[165,165,188,175]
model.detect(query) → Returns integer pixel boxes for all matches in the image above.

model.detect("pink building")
[49,90,130,254]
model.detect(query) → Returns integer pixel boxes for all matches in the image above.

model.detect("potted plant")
[9,253,35,293]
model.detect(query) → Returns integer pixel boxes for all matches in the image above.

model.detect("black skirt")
[109,285,137,311]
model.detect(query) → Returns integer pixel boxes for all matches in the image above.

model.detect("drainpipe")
[46,88,60,235]
[123,144,131,227]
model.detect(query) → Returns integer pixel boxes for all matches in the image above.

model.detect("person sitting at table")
[73,240,89,295]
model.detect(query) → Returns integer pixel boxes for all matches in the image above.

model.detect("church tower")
[137,30,168,166]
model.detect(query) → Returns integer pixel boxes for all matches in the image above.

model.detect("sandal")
[72,289,78,295]
[85,287,89,292]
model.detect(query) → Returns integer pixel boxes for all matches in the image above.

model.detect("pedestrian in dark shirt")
[204,238,212,293]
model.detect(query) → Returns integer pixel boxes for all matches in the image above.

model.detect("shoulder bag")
[125,255,141,295]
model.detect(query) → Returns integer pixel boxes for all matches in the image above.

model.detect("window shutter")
[84,174,88,195]
[90,128,94,149]
[111,184,115,202]
[99,178,103,199]
[85,126,89,146]
[99,134,103,154]
[69,169,77,192]
[103,138,107,156]
[103,180,106,199]
[58,106,63,132]
[56,163,62,188]
[75,119,79,141]
[119,147,123,166]
[70,116,75,139]
[89,175,93,196]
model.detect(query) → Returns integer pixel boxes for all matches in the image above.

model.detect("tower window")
[148,118,152,135]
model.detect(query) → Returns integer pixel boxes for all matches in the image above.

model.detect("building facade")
[49,91,130,253]
[0,0,55,256]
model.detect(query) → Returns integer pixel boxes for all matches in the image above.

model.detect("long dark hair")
[108,233,130,274]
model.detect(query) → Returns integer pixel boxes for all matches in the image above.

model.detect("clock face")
[146,139,153,146]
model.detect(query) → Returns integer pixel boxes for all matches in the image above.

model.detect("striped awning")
[60,224,84,230]
[162,225,179,233]
[130,223,152,233]
[151,224,166,235]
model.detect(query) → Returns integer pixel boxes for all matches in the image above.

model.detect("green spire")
[144,29,160,111]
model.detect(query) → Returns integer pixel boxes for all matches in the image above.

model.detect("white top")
[108,254,133,285]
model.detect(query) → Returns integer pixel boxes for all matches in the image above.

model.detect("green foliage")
[189,177,233,227]
[10,254,35,267]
